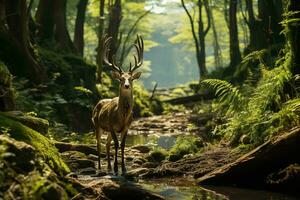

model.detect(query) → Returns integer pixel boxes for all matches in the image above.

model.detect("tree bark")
[35,0,55,42]
[257,0,284,46]
[229,0,241,69]
[53,0,77,53]
[209,5,222,69]
[96,0,105,83]
[74,0,88,56]
[36,0,76,53]
[181,0,210,80]
[4,0,47,83]
[287,0,300,76]
[107,0,122,61]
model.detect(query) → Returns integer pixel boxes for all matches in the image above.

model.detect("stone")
[126,168,149,177]
[66,159,95,171]
[131,144,151,153]
[3,111,49,134]
[79,167,97,175]
[142,162,159,168]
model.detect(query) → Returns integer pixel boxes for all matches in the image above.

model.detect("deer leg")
[96,127,103,171]
[106,133,112,173]
[111,131,119,175]
[121,130,128,175]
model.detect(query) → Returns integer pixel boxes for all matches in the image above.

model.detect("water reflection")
[140,180,298,200]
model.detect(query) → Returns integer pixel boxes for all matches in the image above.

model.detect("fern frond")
[202,79,244,113]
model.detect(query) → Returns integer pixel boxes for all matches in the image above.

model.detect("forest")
[0,0,299,199]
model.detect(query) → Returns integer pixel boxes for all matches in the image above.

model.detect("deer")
[92,35,144,175]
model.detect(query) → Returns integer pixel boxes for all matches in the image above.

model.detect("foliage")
[168,136,203,161]
[208,49,299,146]
[202,79,245,114]
[147,147,168,163]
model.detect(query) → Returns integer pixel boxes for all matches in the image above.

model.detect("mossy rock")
[0,135,37,173]
[0,114,69,175]
[0,61,15,111]
[146,149,167,163]
[2,111,49,134]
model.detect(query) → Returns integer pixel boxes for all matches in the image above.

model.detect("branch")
[238,0,249,26]
[181,0,200,51]
[26,0,34,19]
[119,9,151,65]
[203,0,211,36]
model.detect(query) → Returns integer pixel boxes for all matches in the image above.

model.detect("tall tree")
[257,0,284,46]
[35,0,76,53]
[96,0,106,83]
[181,0,210,80]
[229,0,241,69]
[209,4,223,69]
[74,0,88,56]
[107,0,122,61]
[0,0,47,83]
[287,0,300,76]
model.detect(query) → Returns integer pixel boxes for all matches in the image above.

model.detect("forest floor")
[58,109,243,196]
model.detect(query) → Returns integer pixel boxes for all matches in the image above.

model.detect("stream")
[125,133,298,200]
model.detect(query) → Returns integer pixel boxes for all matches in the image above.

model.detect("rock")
[41,182,69,200]
[142,162,159,168]
[54,142,99,155]
[133,157,146,165]
[0,135,36,173]
[66,159,95,171]
[86,176,164,200]
[126,156,134,161]
[168,154,182,162]
[126,168,149,177]
[146,150,167,163]
[2,111,49,134]
[79,167,97,175]
[131,144,151,153]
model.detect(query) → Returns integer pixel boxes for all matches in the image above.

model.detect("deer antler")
[102,35,123,73]
[129,35,144,73]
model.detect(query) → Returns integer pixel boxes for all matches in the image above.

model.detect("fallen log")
[197,127,300,189]
[54,141,98,155]
[164,93,214,105]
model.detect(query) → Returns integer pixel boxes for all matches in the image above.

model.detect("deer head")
[102,35,144,91]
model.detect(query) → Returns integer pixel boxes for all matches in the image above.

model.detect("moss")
[0,61,15,111]
[146,148,168,163]
[0,114,69,175]
[168,136,203,161]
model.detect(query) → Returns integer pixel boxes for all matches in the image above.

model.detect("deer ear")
[111,71,121,81]
[132,71,142,80]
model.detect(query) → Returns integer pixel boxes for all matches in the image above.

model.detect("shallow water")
[140,179,298,200]
[126,134,298,200]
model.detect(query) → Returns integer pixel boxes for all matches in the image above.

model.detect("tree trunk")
[96,0,105,83]
[257,0,284,46]
[198,0,207,77]
[53,0,77,53]
[229,0,241,69]
[4,0,47,83]
[181,0,201,80]
[287,0,300,76]
[107,0,122,61]
[35,0,55,42]
[209,5,223,69]
[74,0,88,56]
[245,0,265,51]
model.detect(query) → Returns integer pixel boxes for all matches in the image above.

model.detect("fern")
[202,79,245,113]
